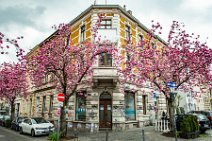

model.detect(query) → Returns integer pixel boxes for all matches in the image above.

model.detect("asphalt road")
[0,126,47,141]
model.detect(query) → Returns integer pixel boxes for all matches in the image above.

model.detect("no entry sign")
[57,93,65,102]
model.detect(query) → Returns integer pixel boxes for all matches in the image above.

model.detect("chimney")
[127,10,132,15]
[123,5,126,10]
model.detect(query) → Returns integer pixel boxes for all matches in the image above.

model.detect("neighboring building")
[195,86,212,111]
[22,4,168,130]
[177,86,212,113]
[0,99,10,115]
[177,91,197,113]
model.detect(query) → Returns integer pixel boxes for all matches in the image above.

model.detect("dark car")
[176,113,210,133]
[0,115,11,126]
[189,113,210,133]
[11,117,27,131]
[189,111,212,126]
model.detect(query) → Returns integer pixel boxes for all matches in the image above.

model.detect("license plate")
[204,124,209,127]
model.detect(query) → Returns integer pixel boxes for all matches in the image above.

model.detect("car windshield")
[18,117,26,122]
[4,115,10,119]
[31,118,48,124]
[197,114,208,120]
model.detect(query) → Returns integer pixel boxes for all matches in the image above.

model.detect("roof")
[68,4,166,44]
[27,4,166,56]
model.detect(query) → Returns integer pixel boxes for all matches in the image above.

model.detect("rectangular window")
[42,96,46,113]
[80,25,85,42]
[99,53,112,67]
[125,91,136,121]
[98,45,112,67]
[100,19,112,29]
[125,25,131,41]
[76,91,86,121]
[49,95,54,112]
[138,34,144,47]
[36,97,40,112]
[142,95,147,115]
[151,42,156,49]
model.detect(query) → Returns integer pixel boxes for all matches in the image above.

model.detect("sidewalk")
[67,126,212,141]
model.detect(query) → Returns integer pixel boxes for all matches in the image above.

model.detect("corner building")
[25,5,167,130]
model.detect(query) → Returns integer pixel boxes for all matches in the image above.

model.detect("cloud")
[0,5,45,28]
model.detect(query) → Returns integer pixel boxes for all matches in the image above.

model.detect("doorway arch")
[99,91,112,129]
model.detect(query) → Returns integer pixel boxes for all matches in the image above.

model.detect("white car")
[19,117,55,136]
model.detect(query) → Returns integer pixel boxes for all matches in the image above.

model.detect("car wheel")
[19,127,23,134]
[16,126,19,131]
[31,129,35,137]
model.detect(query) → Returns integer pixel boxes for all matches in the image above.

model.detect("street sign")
[167,82,176,89]
[57,93,65,102]
[58,102,63,107]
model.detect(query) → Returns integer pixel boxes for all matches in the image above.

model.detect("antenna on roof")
[94,0,96,5]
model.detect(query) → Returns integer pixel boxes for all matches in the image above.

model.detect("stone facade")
[19,5,169,130]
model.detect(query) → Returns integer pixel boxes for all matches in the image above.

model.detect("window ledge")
[125,121,138,123]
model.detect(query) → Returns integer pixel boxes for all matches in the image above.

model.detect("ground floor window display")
[75,91,86,121]
[125,91,136,121]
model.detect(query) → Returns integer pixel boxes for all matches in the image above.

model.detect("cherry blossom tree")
[115,21,212,132]
[0,62,28,120]
[0,32,27,120]
[28,17,116,136]
[0,32,25,61]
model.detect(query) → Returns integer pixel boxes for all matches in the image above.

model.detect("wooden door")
[99,99,112,129]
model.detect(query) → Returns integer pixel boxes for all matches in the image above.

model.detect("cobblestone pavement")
[67,126,212,141]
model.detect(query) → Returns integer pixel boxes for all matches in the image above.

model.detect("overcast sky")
[0,0,212,63]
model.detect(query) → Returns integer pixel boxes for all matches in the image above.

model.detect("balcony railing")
[96,28,118,42]
[92,67,118,79]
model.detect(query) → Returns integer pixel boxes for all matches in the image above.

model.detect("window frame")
[42,96,46,113]
[99,18,112,29]
[80,24,86,42]
[124,91,136,121]
[125,24,131,41]
[75,91,86,121]
[49,95,54,112]
[138,34,144,47]
[98,45,113,67]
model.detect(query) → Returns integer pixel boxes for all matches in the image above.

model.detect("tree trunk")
[60,96,70,137]
[167,98,176,132]
[10,101,15,121]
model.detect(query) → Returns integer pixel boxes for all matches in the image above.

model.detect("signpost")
[57,93,65,102]
[167,82,177,141]
[57,93,65,141]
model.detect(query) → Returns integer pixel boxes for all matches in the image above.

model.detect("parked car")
[11,116,27,131]
[0,115,11,127]
[19,117,55,137]
[192,113,210,133]
[189,111,212,126]
[176,113,210,133]
[0,115,4,126]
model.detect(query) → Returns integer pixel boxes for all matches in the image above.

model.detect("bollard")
[106,128,109,141]
[142,129,145,141]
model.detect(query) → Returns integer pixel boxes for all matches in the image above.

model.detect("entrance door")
[99,92,112,129]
